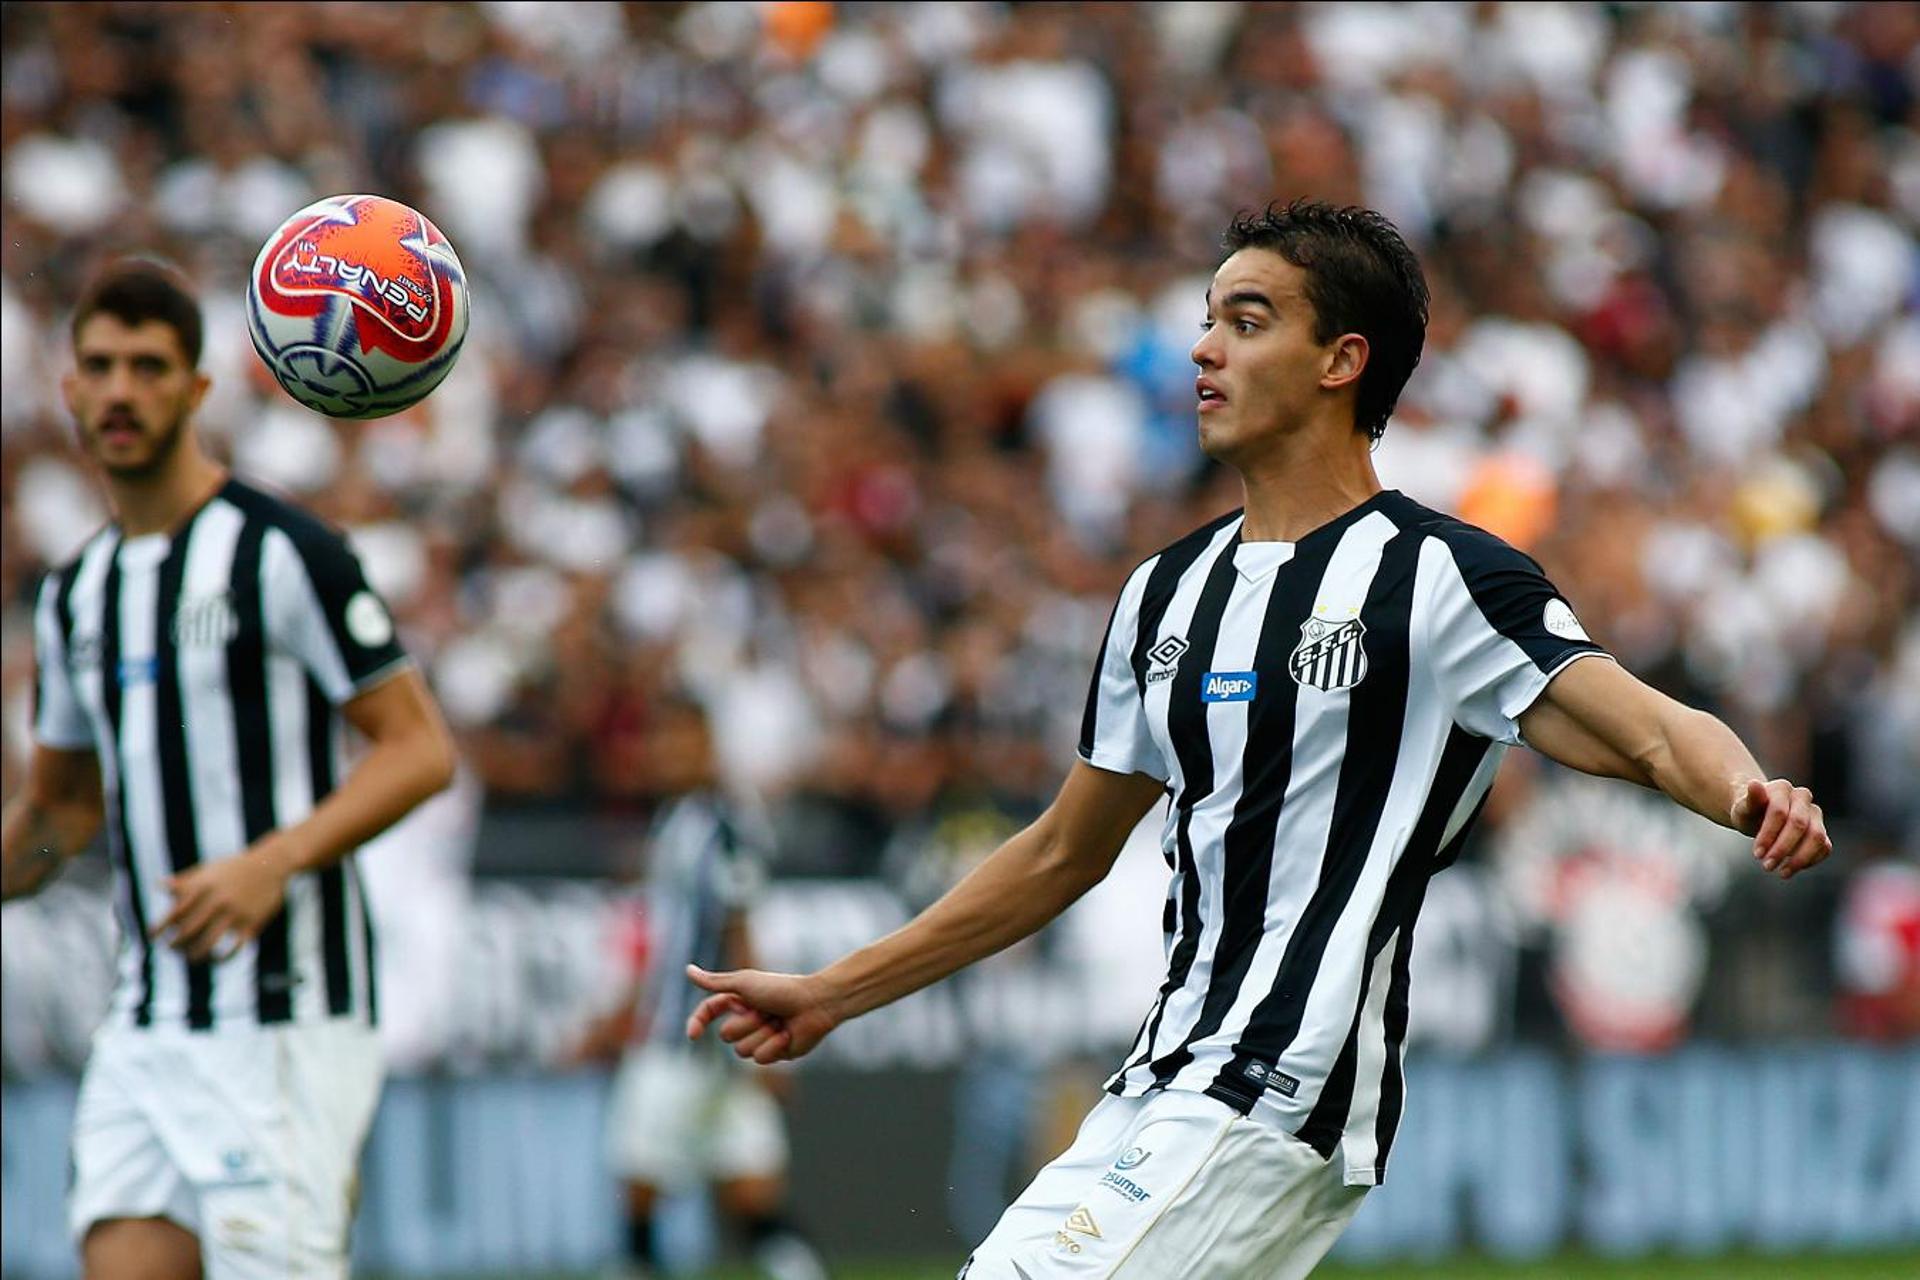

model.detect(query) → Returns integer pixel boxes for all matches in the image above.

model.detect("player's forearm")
[818,816,1100,1023]
[1,797,98,901]
[1636,701,1766,830]
[260,727,456,877]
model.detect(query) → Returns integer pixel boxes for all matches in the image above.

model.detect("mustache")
[95,407,141,431]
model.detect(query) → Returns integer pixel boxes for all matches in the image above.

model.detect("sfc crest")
[1290,616,1368,691]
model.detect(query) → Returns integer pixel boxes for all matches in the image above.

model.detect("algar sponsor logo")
[1201,671,1258,702]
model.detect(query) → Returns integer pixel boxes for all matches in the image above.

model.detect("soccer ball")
[247,194,469,420]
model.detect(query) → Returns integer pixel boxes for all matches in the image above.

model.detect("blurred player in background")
[573,693,828,1280]
[686,201,1835,1280]
[0,259,456,1279]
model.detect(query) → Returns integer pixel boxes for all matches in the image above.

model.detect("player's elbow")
[414,720,459,799]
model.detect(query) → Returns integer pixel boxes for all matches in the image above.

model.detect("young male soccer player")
[1,259,457,1279]
[683,201,1834,1279]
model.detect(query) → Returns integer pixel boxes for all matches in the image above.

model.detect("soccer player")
[684,201,1834,1279]
[573,694,827,1280]
[1,259,456,1279]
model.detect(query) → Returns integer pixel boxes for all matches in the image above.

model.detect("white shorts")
[605,1044,788,1189]
[69,1019,384,1280]
[960,1090,1368,1280]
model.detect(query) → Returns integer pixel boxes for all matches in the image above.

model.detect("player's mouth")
[1197,378,1227,413]
[97,413,142,443]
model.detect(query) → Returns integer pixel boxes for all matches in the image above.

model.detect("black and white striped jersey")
[638,791,767,1052]
[31,476,408,1033]
[1079,489,1608,1186]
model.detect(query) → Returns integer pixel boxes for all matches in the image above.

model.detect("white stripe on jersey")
[178,502,254,1018]
[1081,491,1608,1185]
[112,535,176,1023]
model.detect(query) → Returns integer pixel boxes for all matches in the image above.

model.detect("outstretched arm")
[2,746,103,901]
[686,761,1168,1064]
[1517,656,1831,880]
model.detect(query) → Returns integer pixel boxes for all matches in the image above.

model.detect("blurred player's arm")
[1519,656,1831,880]
[687,761,1167,1063]
[1,746,102,901]
[153,669,457,959]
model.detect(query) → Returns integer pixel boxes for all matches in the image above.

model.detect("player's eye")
[133,356,169,377]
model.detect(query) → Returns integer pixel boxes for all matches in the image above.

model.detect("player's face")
[63,315,209,479]
[1190,250,1353,465]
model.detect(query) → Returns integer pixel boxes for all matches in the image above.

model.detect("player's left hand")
[151,834,298,961]
[1730,778,1832,881]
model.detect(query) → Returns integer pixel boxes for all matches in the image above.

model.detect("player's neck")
[109,446,228,539]
[1235,423,1382,544]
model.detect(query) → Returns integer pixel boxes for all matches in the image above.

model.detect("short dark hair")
[1222,200,1429,442]
[71,258,204,368]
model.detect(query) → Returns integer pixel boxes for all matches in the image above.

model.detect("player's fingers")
[1749,781,1790,863]
[685,993,740,1040]
[718,1009,774,1044]
[752,1027,794,1065]
[153,887,218,944]
[728,1020,785,1060]
[174,909,233,961]
[686,964,741,993]
[1761,787,1812,870]
[1780,808,1832,878]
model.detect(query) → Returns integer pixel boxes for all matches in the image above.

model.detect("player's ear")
[1321,333,1368,392]
[188,369,212,413]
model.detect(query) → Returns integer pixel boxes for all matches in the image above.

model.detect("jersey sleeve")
[31,571,93,750]
[261,523,410,705]
[1420,526,1612,745]
[1077,559,1171,782]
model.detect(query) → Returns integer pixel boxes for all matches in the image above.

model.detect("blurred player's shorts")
[69,1019,384,1279]
[605,1044,788,1189]
[960,1090,1365,1280]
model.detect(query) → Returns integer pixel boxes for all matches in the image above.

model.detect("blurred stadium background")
[2,2,1916,1277]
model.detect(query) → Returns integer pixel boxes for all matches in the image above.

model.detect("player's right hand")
[685,965,840,1065]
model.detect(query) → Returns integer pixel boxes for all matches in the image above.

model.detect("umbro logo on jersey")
[1290,616,1368,691]
[1202,672,1257,702]
[1145,634,1189,684]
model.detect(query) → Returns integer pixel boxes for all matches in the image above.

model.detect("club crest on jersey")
[1290,616,1368,691]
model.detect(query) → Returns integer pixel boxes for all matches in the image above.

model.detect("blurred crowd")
[2,3,1917,1041]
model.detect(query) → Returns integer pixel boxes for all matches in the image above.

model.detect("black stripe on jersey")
[307,677,353,1016]
[354,859,379,1025]
[99,545,156,1027]
[1126,536,1242,1088]
[1294,726,1495,1158]
[1078,589,1128,760]
[1146,526,1347,1088]
[226,519,292,1023]
[1128,510,1241,698]
[1427,520,1599,672]
[1208,527,1425,1113]
[154,512,215,1029]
